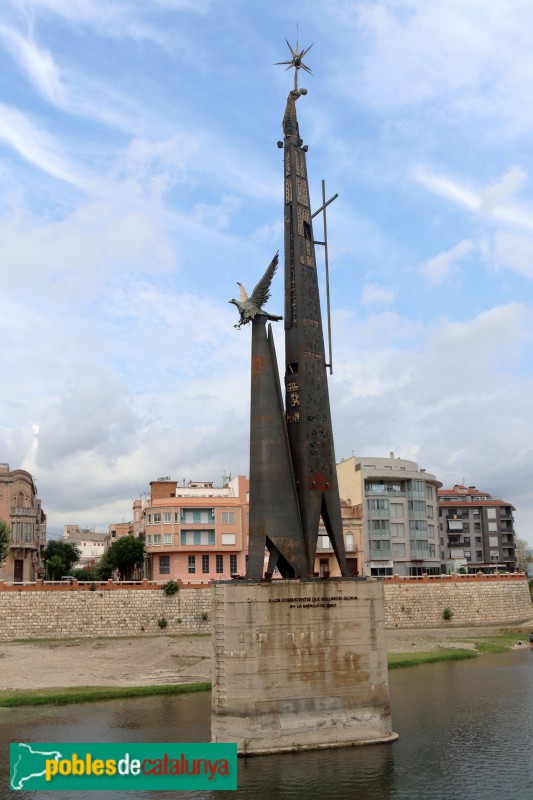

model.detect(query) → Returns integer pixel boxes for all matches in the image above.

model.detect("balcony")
[10,506,39,517]
[365,486,405,497]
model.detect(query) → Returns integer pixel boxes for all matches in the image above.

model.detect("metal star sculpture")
[229,252,282,329]
[275,35,313,91]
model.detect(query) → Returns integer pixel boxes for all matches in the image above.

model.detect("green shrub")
[442,607,453,621]
[157,617,168,629]
[164,580,179,596]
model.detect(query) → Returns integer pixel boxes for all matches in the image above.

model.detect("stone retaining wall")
[0,577,530,641]
[0,584,211,641]
[384,576,532,628]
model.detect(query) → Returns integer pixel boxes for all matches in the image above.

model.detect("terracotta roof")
[439,499,514,510]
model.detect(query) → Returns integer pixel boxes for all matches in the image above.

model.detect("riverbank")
[1,623,531,706]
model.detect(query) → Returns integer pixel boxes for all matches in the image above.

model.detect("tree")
[105,536,145,581]
[43,540,82,578]
[514,537,531,572]
[0,520,11,564]
[47,555,66,580]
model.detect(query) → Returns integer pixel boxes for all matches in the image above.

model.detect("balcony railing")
[10,506,39,517]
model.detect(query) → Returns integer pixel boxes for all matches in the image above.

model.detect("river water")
[1,649,532,799]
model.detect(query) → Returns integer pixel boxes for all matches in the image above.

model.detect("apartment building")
[0,463,46,582]
[337,454,442,577]
[63,525,107,568]
[315,500,363,577]
[438,484,516,572]
[135,476,249,581]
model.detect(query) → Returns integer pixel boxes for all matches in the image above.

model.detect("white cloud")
[419,240,475,285]
[490,231,533,279]
[0,24,66,104]
[0,103,89,187]
[331,301,533,538]
[414,166,479,210]
[329,0,533,139]
[480,166,527,213]
[361,283,395,306]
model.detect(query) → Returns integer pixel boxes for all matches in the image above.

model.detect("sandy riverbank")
[1,623,532,691]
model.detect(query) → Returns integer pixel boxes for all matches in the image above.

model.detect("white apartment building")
[337,454,442,577]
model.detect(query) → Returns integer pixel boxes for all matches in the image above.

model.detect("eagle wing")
[249,251,279,310]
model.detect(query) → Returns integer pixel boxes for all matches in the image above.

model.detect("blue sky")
[0,0,532,547]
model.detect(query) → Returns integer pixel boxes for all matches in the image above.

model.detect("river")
[1,649,531,799]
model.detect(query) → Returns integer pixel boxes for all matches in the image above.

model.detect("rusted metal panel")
[247,318,308,579]
[282,96,349,578]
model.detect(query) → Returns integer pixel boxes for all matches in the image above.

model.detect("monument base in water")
[211,578,398,755]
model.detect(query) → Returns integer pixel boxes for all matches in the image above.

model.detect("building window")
[391,542,406,557]
[147,515,151,524]
[370,520,389,533]
[428,525,435,538]
[345,532,354,551]
[408,500,426,512]
[153,534,161,545]
[487,508,497,519]
[475,537,481,544]
[463,537,470,546]
[153,513,161,524]
[371,539,390,553]
[230,554,237,574]
[369,498,388,510]
[425,485,433,500]
[174,512,179,523]
[390,523,405,537]
[202,555,210,574]
[489,536,499,547]
[181,509,215,523]
[409,520,428,534]
[188,556,196,573]
[163,512,171,523]
[164,533,172,545]
[216,555,224,573]
[180,530,215,546]
[146,535,152,545]
[476,550,483,558]
[390,503,403,518]
[410,539,429,553]
[488,522,498,532]
[221,533,236,545]
[159,556,170,575]
[221,511,236,524]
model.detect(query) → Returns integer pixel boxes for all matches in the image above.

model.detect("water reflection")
[1,650,531,800]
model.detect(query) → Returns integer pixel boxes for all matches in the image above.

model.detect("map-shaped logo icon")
[10,742,63,790]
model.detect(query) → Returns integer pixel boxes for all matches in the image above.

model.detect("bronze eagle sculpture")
[229,251,283,329]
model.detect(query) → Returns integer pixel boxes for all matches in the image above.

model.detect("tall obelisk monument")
[277,40,348,576]
[213,40,396,754]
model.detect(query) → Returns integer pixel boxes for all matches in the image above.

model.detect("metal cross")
[312,181,338,375]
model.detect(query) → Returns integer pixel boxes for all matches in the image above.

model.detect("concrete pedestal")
[211,579,397,755]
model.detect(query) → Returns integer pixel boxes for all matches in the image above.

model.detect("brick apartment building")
[134,476,249,581]
[438,484,517,572]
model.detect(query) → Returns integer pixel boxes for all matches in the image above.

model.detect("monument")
[212,39,397,755]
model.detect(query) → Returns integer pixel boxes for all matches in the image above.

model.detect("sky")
[0,0,532,546]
